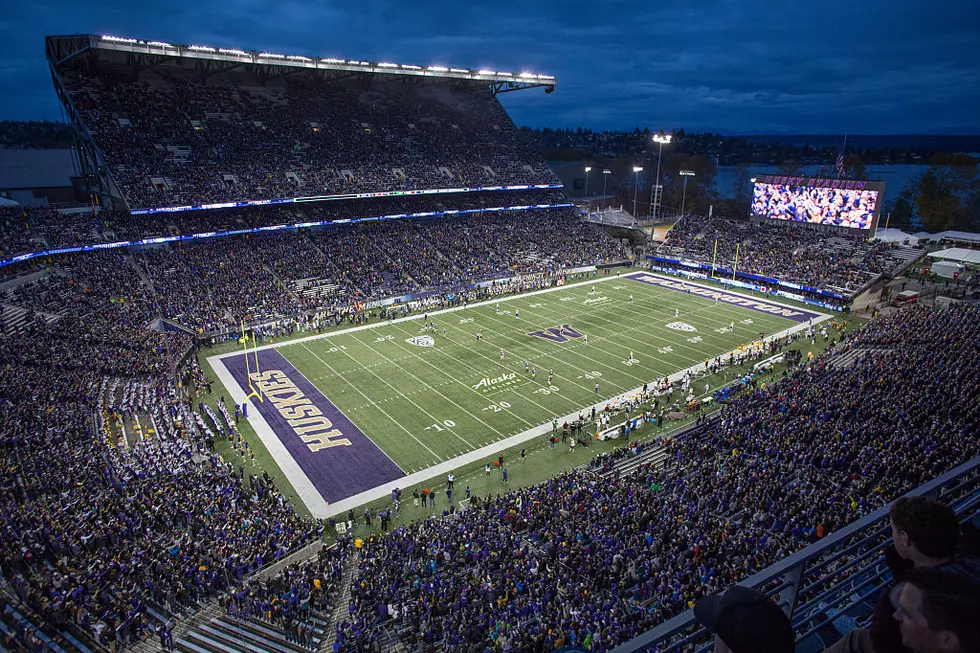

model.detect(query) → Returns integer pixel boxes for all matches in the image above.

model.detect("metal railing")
[610,455,980,653]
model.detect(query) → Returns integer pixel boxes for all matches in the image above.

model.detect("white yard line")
[377,323,542,426]
[474,307,650,386]
[211,270,831,520]
[297,342,444,463]
[387,319,580,414]
[342,331,503,449]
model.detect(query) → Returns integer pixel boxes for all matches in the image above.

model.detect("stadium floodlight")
[519,72,537,78]
[377,62,398,68]
[322,57,346,64]
[428,66,449,72]
[450,68,469,73]
[219,48,248,56]
[102,35,138,43]
[680,170,696,217]
[147,41,174,48]
[286,55,311,61]
[632,166,644,217]
[258,52,285,58]
[402,64,423,70]
[188,45,217,53]
[497,72,512,76]
[651,132,672,221]
[584,166,592,200]
[602,169,612,205]
[477,70,496,75]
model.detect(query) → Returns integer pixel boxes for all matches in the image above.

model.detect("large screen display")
[751,176,884,230]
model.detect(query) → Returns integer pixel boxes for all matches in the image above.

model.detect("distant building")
[0,148,79,206]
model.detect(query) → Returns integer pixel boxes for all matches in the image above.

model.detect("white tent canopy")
[873,228,918,245]
[927,248,980,265]
[914,230,980,244]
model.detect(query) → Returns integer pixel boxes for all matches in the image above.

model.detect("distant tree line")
[524,127,980,232]
[0,121,73,148]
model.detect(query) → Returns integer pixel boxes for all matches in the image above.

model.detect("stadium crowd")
[659,215,917,296]
[323,305,979,652]
[0,254,323,647]
[1,220,977,652]
[60,67,556,209]
[4,208,626,334]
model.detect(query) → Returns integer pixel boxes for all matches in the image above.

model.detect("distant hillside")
[0,121,73,149]
[740,134,980,152]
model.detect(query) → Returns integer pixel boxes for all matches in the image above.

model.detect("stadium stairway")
[0,303,30,335]
[597,418,719,480]
[171,552,364,653]
[174,610,329,653]
[824,346,890,371]
[316,552,361,653]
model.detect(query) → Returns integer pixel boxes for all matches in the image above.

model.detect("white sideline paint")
[209,270,830,519]
[207,358,328,512]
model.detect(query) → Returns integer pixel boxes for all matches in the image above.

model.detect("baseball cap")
[693,585,795,653]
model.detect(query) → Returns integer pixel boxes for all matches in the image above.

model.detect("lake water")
[714,164,930,205]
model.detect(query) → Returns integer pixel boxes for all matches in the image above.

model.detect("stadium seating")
[317,305,980,652]
[658,214,921,297]
[58,66,558,209]
[3,207,626,335]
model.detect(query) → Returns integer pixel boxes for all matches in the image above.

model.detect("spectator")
[694,585,795,653]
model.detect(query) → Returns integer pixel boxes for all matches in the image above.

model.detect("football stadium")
[0,25,977,653]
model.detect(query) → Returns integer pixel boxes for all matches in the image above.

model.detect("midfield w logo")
[527,325,584,344]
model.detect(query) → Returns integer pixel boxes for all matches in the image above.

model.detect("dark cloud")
[1,0,978,133]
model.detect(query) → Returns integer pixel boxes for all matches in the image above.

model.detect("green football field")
[267,274,801,474]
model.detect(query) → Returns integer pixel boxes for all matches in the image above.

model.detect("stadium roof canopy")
[45,34,556,94]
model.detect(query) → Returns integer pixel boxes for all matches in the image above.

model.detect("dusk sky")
[2,0,978,134]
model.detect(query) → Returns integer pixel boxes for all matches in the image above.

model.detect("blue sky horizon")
[2,0,978,134]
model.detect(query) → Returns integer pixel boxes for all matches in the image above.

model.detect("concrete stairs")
[316,553,360,652]
[175,609,328,653]
[0,303,30,335]
[598,446,670,480]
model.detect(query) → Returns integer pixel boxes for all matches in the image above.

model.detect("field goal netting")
[239,322,264,402]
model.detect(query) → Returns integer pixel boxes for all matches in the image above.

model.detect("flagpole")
[837,132,848,179]
[711,239,718,279]
[731,243,739,282]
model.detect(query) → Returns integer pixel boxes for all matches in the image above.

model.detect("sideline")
[208,270,831,519]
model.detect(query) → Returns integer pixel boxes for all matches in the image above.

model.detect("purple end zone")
[222,348,404,504]
[625,272,821,323]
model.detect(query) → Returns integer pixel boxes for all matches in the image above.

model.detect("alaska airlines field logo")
[472,372,522,393]
[666,322,696,332]
[406,335,435,347]
[528,324,584,344]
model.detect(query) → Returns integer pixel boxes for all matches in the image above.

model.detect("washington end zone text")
[249,370,352,451]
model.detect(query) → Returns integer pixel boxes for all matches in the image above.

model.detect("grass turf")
[271,273,799,473]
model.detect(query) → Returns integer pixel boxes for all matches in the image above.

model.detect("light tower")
[651,133,672,220]
[679,170,696,217]
[632,166,643,217]
[584,166,592,201]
